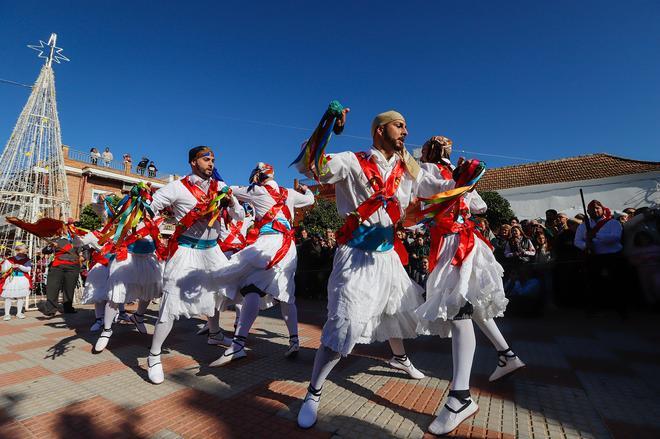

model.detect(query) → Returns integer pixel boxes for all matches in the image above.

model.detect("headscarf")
[587,200,612,220]
[249,162,274,185]
[188,146,214,163]
[371,110,405,137]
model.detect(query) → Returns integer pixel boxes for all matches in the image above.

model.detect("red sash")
[591,216,612,235]
[219,220,247,253]
[90,248,112,269]
[113,218,165,261]
[168,176,219,257]
[336,152,408,264]
[52,242,79,267]
[427,166,492,270]
[0,256,33,293]
[246,185,294,270]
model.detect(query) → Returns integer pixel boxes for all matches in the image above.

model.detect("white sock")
[95,302,106,319]
[207,312,221,334]
[279,302,298,339]
[16,299,24,315]
[150,318,174,354]
[4,299,12,316]
[473,317,509,352]
[234,293,260,342]
[104,302,119,330]
[234,303,242,327]
[450,319,476,391]
[310,345,342,390]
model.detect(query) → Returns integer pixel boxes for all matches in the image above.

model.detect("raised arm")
[290,185,315,209]
[295,150,353,185]
[414,164,456,199]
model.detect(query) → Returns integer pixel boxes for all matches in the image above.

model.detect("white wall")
[494,171,660,220]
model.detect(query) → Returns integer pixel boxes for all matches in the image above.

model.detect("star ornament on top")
[27,33,70,64]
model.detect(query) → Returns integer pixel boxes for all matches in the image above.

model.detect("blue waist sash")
[260,218,292,235]
[346,225,394,252]
[127,240,156,254]
[12,271,25,277]
[177,235,218,249]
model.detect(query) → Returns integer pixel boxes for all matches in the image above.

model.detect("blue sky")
[1,1,658,185]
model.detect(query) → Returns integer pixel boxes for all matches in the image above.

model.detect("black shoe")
[36,300,57,317]
[63,304,77,314]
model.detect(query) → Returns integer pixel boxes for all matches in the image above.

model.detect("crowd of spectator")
[294,203,660,318]
[89,148,159,177]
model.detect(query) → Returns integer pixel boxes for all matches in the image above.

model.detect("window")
[91,189,110,203]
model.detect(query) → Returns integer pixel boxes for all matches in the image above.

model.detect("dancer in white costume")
[145,146,243,384]
[80,231,113,331]
[296,110,453,429]
[94,221,164,353]
[199,204,254,346]
[414,136,525,436]
[1,243,32,320]
[210,163,315,366]
[80,200,130,332]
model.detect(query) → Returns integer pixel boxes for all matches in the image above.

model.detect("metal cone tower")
[0,33,71,257]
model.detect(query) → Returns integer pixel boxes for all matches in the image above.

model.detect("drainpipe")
[78,170,89,219]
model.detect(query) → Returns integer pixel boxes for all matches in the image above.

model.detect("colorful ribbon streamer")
[290,100,344,183]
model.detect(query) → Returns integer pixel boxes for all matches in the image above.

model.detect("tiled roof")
[476,153,660,191]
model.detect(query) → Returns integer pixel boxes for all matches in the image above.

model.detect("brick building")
[62,145,176,219]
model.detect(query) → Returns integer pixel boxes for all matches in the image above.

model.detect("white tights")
[473,317,509,351]
[103,300,148,330]
[450,319,476,391]
[307,338,409,391]
[4,298,24,316]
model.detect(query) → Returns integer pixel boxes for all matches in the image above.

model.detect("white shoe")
[284,339,299,359]
[489,351,525,382]
[207,332,233,347]
[209,343,247,367]
[428,396,478,436]
[17,313,25,319]
[388,356,425,380]
[130,314,147,334]
[196,323,210,336]
[3,314,11,321]
[148,353,164,384]
[90,318,103,332]
[94,329,112,352]
[297,391,321,429]
[117,312,131,323]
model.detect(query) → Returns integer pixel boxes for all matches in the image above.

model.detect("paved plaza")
[0,300,658,438]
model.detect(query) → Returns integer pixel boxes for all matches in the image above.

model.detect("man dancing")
[210,162,314,366]
[145,146,243,384]
[416,136,524,436]
[199,203,255,346]
[296,109,451,429]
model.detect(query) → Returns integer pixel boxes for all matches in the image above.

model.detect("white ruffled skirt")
[107,252,163,304]
[321,245,424,356]
[415,233,509,337]
[158,245,233,322]
[215,234,296,310]
[1,276,30,298]
[81,263,110,304]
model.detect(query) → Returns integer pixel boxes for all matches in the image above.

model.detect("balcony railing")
[67,148,127,172]
[64,146,177,180]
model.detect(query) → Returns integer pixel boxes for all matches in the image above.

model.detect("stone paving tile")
[0,374,96,421]
[1,303,659,438]
[576,371,660,428]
